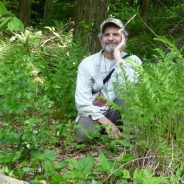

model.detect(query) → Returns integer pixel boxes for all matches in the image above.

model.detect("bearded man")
[75,18,142,141]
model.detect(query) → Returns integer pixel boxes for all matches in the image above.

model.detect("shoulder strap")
[122,54,130,60]
[103,54,130,84]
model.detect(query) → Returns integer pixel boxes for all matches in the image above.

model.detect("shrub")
[116,38,184,170]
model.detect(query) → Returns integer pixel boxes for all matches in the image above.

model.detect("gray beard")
[101,43,118,53]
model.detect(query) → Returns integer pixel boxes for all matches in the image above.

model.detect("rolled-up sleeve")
[75,62,104,120]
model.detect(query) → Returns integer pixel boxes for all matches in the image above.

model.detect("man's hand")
[93,98,106,107]
[97,117,120,139]
[114,33,126,62]
[93,92,107,107]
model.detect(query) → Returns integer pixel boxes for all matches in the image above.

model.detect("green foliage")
[0,39,57,159]
[109,0,137,22]
[49,0,74,24]
[133,169,168,184]
[0,4,184,182]
[116,39,184,172]
[0,2,24,32]
[98,152,111,172]
[108,0,184,58]
[39,34,86,117]
[0,25,89,183]
[62,156,94,183]
[0,1,7,15]
[5,26,86,118]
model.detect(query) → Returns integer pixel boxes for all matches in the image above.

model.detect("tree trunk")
[43,0,53,24]
[74,0,108,54]
[19,0,31,26]
[140,0,151,25]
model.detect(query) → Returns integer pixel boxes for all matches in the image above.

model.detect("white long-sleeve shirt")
[75,50,142,122]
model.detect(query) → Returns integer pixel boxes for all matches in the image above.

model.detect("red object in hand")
[93,98,107,107]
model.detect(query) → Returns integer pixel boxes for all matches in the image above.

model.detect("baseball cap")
[100,18,125,33]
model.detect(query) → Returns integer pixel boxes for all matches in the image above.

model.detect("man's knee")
[75,116,100,142]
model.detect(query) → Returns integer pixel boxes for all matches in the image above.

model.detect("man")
[75,18,142,141]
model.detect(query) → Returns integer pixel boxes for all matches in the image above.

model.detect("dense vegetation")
[0,1,184,183]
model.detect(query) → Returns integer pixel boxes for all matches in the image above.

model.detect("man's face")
[100,26,124,53]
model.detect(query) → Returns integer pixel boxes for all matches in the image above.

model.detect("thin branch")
[137,10,172,50]
[137,11,159,38]
[124,13,137,28]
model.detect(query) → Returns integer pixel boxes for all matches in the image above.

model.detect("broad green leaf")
[55,160,69,170]
[0,17,12,28]
[7,17,24,32]
[43,150,56,161]
[0,152,13,163]
[76,156,94,175]
[44,160,55,174]
[133,169,168,184]
[12,151,22,162]
[22,167,35,172]
[133,169,147,184]
[121,169,131,179]
[117,153,135,163]
[98,152,110,172]
[50,175,64,184]
[31,150,44,161]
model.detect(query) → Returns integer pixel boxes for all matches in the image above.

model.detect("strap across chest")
[103,54,130,84]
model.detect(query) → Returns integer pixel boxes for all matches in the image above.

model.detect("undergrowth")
[0,28,184,183]
[115,37,184,181]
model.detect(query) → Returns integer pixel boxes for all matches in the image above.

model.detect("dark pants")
[76,99,123,142]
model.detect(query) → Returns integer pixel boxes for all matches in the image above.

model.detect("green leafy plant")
[133,169,168,184]
[0,2,24,32]
[115,38,184,177]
